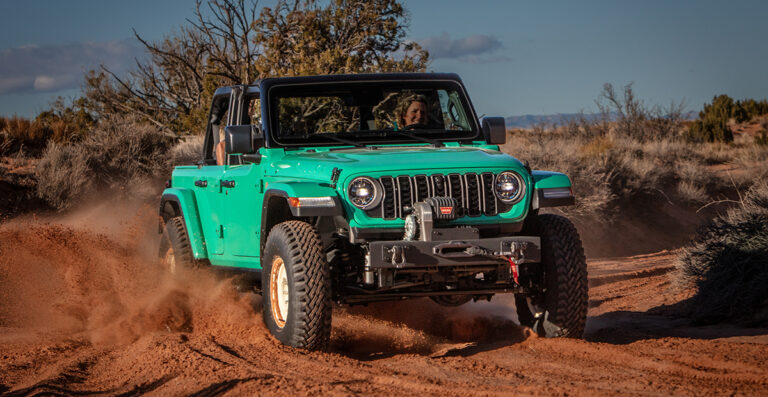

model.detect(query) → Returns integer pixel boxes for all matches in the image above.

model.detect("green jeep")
[158,73,588,350]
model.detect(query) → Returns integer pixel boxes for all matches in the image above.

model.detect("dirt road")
[1,211,767,396]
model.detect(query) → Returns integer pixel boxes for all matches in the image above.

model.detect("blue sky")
[1,0,767,118]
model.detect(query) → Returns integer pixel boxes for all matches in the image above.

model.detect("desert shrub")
[170,134,204,166]
[0,116,47,154]
[36,115,175,210]
[675,182,768,325]
[33,97,95,143]
[34,143,92,210]
[0,99,95,156]
[687,116,733,143]
[597,83,686,142]
[734,98,768,123]
[686,95,735,143]
[686,95,768,143]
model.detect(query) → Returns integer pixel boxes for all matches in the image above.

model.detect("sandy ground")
[1,205,767,396]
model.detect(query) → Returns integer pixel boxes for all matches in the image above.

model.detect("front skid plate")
[368,236,540,269]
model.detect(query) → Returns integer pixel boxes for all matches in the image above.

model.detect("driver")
[396,94,428,129]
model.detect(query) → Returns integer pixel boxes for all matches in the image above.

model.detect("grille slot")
[481,172,497,215]
[396,176,413,216]
[380,176,397,219]
[447,174,464,216]
[374,172,504,219]
[464,173,482,216]
[414,175,430,202]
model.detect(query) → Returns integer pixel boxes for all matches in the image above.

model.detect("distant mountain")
[504,111,698,129]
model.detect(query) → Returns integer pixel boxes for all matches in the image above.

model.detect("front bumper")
[368,236,541,269]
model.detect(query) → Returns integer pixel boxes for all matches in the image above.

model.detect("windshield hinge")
[330,167,341,188]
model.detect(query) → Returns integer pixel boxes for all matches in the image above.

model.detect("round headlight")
[494,171,525,204]
[347,176,382,210]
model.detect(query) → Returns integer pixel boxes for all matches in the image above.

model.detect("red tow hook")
[508,257,520,285]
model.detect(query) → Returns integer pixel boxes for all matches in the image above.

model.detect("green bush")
[686,95,735,143]
[687,95,768,143]
[36,115,175,210]
[734,98,768,123]
[676,182,768,325]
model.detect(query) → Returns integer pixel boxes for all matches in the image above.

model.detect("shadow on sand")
[585,300,768,345]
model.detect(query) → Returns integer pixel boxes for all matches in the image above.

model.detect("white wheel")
[163,247,177,275]
[261,221,332,350]
[269,256,289,328]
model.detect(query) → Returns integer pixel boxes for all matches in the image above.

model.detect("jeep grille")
[373,173,509,219]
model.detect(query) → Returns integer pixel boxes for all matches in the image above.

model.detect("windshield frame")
[263,78,481,148]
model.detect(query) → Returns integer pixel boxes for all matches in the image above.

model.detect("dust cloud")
[0,200,265,347]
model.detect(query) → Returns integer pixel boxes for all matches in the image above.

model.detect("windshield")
[268,81,479,146]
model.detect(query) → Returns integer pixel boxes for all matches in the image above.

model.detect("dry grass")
[504,124,768,220]
[0,114,88,156]
[35,115,176,210]
[170,134,204,166]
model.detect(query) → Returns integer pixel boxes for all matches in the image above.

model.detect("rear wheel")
[159,216,197,275]
[515,214,588,338]
[261,221,332,350]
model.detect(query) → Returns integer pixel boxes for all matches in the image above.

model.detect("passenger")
[395,94,428,130]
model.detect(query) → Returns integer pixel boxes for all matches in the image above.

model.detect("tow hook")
[508,257,520,285]
[389,245,407,267]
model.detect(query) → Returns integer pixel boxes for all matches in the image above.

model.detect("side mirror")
[481,117,507,145]
[225,125,264,154]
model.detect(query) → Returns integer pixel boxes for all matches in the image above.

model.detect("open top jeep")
[158,73,588,350]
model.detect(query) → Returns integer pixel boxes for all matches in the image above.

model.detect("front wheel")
[261,221,332,350]
[159,216,197,275]
[516,214,588,338]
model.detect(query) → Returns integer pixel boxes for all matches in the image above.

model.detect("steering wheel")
[403,123,429,130]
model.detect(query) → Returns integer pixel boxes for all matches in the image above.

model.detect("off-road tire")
[515,214,587,338]
[159,216,197,275]
[261,221,332,351]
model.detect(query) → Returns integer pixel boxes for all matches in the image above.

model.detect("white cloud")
[33,75,56,91]
[33,75,76,92]
[420,33,504,60]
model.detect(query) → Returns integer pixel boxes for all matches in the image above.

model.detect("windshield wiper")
[389,131,444,147]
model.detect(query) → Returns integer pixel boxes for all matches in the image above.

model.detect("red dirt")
[1,207,767,396]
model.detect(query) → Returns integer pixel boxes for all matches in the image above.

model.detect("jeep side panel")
[217,163,265,264]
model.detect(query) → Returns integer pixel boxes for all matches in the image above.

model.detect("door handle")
[221,180,236,188]
[194,180,208,187]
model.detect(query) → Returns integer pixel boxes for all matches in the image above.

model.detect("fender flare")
[530,170,575,209]
[260,183,344,249]
[159,188,208,259]
[263,182,344,217]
